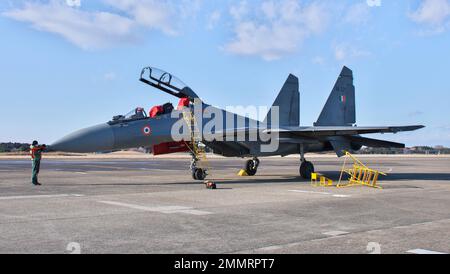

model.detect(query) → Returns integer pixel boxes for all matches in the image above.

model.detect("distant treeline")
[356,146,450,155]
[0,142,30,153]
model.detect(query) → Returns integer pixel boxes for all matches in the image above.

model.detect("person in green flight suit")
[30,140,46,186]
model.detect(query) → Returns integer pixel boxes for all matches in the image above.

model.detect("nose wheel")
[244,158,260,176]
[192,168,207,181]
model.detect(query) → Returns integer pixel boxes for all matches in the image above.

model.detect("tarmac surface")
[0,155,450,254]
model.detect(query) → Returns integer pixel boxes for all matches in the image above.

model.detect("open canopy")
[140,67,199,100]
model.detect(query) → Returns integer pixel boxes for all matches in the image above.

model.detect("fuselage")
[51,104,343,157]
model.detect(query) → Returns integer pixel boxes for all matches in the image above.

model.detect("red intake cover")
[152,142,190,156]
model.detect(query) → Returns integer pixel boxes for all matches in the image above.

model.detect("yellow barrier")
[337,151,386,189]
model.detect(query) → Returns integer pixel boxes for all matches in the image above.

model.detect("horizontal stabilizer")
[346,136,405,148]
[268,125,425,136]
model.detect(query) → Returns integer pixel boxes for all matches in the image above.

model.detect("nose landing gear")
[300,160,315,179]
[190,156,207,181]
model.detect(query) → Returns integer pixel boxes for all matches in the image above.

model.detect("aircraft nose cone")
[51,124,115,153]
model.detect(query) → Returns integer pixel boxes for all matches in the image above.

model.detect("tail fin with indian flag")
[315,66,356,126]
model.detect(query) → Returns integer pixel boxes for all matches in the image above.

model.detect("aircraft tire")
[245,160,258,176]
[300,161,314,179]
[193,168,207,181]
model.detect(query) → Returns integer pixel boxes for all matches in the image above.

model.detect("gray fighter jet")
[51,66,424,180]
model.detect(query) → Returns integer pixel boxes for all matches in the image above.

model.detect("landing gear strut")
[299,145,314,179]
[190,155,207,181]
[244,157,260,176]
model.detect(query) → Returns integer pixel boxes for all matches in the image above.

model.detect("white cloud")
[366,0,382,8]
[410,0,450,33]
[65,0,81,7]
[333,43,372,61]
[3,1,135,50]
[312,56,325,65]
[104,0,201,36]
[207,10,221,30]
[104,72,116,81]
[224,0,329,61]
[3,0,200,49]
[345,3,371,25]
[230,0,249,21]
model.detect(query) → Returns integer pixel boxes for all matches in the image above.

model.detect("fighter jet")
[51,66,424,180]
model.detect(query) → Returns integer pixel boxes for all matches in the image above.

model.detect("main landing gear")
[299,145,314,179]
[244,157,260,176]
[190,156,207,181]
[300,160,314,179]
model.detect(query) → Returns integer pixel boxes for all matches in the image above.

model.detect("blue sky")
[0,0,449,146]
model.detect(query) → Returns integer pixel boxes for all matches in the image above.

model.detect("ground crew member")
[30,141,46,186]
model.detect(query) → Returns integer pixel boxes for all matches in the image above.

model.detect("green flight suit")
[31,147,42,185]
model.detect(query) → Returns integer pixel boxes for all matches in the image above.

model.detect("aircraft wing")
[205,125,424,140]
[203,125,424,157]
[267,125,425,136]
[267,125,424,157]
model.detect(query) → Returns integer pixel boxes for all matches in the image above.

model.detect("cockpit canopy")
[109,107,147,124]
[124,107,147,120]
[140,67,199,100]
[147,67,188,92]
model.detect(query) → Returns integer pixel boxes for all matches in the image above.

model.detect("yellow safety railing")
[337,151,386,189]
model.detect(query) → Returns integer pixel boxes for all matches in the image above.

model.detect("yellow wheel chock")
[311,173,334,187]
[238,169,249,176]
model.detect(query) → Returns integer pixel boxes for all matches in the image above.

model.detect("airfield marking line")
[98,201,212,215]
[322,231,350,237]
[406,249,447,254]
[288,190,351,198]
[0,194,84,200]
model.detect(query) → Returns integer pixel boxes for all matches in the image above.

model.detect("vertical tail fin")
[264,74,300,127]
[315,66,355,126]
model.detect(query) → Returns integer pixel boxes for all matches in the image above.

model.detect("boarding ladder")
[337,151,386,189]
[181,106,211,177]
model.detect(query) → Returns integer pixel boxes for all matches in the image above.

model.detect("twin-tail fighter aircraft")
[51,66,424,180]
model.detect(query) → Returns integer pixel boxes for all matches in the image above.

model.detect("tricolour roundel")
[141,125,152,136]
